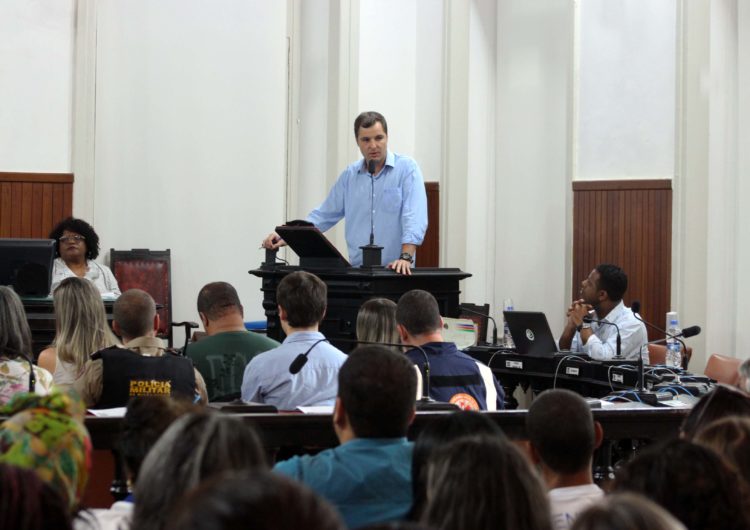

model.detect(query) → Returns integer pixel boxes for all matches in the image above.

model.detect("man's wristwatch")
[399,252,414,263]
[576,322,592,332]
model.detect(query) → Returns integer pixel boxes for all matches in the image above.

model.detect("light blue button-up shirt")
[307,150,428,266]
[570,301,649,362]
[240,331,347,410]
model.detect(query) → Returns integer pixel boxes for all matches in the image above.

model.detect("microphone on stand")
[337,338,458,411]
[582,314,622,359]
[459,305,500,346]
[359,159,384,268]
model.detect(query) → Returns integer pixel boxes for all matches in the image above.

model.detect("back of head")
[571,493,686,530]
[396,290,441,336]
[0,463,72,530]
[0,390,90,512]
[411,411,505,520]
[423,435,550,530]
[526,389,596,474]
[133,412,267,530]
[354,111,388,137]
[595,264,627,302]
[695,416,750,486]
[680,384,750,440]
[113,288,156,340]
[356,298,399,344]
[167,470,345,530]
[0,285,32,360]
[613,438,750,530]
[118,396,195,483]
[339,345,416,438]
[54,277,117,370]
[196,281,243,321]
[276,271,327,328]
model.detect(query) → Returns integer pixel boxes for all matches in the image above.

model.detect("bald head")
[113,289,157,340]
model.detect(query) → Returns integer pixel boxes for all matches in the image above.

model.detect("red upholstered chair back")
[704,353,742,386]
[110,249,172,345]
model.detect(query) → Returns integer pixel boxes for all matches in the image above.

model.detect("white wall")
[576,0,677,180]
[0,0,75,171]
[90,1,289,339]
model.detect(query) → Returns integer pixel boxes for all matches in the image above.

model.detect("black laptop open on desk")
[503,311,560,358]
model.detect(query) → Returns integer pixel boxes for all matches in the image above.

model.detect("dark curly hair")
[48,217,100,259]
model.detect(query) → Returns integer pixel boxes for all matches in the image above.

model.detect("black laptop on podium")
[503,311,560,358]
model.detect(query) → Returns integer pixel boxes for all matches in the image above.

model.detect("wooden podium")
[249,225,471,352]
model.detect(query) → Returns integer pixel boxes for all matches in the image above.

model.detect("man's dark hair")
[595,264,628,302]
[353,111,388,139]
[526,389,596,474]
[338,345,416,438]
[118,396,194,482]
[48,216,101,259]
[276,271,327,328]
[395,290,442,336]
[113,289,156,339]
[197,282,243,321]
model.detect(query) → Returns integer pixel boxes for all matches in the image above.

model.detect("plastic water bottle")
[503,298,515,349]
[666,312,682,368]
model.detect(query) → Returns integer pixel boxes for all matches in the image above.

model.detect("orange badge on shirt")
[449,393,480,411]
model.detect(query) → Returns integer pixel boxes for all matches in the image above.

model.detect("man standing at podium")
[262,111,428,275]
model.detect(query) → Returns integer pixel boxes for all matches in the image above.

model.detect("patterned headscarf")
[0,389,91,510]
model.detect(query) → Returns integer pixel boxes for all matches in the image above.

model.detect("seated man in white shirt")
[526,389,605,530]
[240,271,347,410]
[558,263,648,361]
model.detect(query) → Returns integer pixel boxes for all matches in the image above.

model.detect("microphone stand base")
[416,398,459,411]
[360,244,384,268]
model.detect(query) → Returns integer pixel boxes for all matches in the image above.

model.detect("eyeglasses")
[59,235,85,243]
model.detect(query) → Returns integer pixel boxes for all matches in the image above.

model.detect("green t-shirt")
[186,331,279,401]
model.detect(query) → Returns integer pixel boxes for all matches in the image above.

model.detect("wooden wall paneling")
[0,173,74,239]
[416,181,439,267]
[571,180,672,342]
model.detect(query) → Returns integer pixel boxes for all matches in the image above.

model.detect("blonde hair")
[356,298,399,345]
[53,277,118,372]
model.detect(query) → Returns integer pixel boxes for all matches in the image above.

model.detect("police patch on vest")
[129,379,172,396]
[449,393,479,411]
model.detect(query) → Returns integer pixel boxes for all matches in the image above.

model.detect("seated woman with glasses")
[48,217,121,296]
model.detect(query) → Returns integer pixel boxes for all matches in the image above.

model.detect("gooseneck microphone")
[459,305,499,346]
[582,314,622,358]
[289,338,330,375]
[368,159,376,245]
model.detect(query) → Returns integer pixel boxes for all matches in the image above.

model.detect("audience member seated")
[74,289,207,408]
[38,277,119,386]
[0,463,73,530]
[357,297,400,346]
[241,271,346,410]
[186,281,279,401]
[409,411,505,521]
[275,345,417,528]
[131,412,267,530]
[395,289,504,410]
[49,217,121,296]
[0,390,91,513]
[695,416,750,488]
[679,383,750,440]
[558,264,648,361]
[612,439,750,530]
[0,287,53,404]
[75,396,194,530]
[167,470,345,530]
[571,493,686,530]
[526,389,604,530]
[421,435,551,530]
